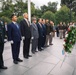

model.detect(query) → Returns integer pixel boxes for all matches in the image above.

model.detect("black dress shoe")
[41,47,44,50]
[28,55,32,57]
[0,66,8,69]
[50,43,53,45]
[32,51,35,54]
[13,61,18,64]
[17,58,23,62]
[24,56,29,59]
[38,49,42,51]
[35,51,38,52]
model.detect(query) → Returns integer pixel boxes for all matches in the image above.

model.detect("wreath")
[63,26,76,53]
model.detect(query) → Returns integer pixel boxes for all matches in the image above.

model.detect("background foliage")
[0,0,76,24]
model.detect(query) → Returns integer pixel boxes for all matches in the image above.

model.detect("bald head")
[23,13,28,19]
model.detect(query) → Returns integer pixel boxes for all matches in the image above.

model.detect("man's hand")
[4,39,7,42]
[31,37,34,40]
[49,33,51,35]
[9,41,14,44]
[22,36,25,40]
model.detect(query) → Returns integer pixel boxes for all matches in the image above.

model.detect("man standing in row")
[42,19,46,48]
[0,20,7,69]
[8,14,23,64]
[49,21,54,45]
[45,19,54,46]
[20,13,32,59]
[37,18,44,51]
[45,19,50,46]
[31,18,39,54]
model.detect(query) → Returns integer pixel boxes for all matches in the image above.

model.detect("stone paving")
[0,37,76,75]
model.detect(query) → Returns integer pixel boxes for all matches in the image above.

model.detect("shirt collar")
[12,21,16,24]
[24,18,28,21]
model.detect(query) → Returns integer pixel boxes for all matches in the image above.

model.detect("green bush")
[55,5,74,24]
[1,16,11,23]
[17,16,23,23]
[42,11,55,22]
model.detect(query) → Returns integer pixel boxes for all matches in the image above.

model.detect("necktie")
[40,23,42,28]
[26,20,30,27]
[15,23,19,29]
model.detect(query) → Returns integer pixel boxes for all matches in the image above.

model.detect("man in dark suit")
[31,18,39,54]
[7,14,23,64]
[20,13,32,59]
[56,24,59,37]
[37,18,44,51]
[42,19,46,48]
[0,20,7,69]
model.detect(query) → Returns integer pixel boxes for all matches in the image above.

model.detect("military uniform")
[0,20,6,68]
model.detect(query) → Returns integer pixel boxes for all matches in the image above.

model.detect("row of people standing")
[0,13,55,70]
[56,22,76,39]
[0,19,8,69]
[27,18,54,54]
[56,22,68,39]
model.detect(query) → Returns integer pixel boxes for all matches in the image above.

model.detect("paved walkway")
[0,37,76,75]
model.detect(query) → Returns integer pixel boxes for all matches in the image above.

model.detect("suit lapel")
[32,23,37,30]
[12,22,19,30]
[23,19,30,27]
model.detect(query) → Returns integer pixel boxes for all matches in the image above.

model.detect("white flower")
[63,42,65,45]
[65,34,68,38]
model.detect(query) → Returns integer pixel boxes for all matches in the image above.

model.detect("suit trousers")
[59,30,63,39]
[45,33,53,46]
[56,31,59,37]
[23,38,31,57]
[38,36,43,50]
[11,41,20,61]
[49,32,53,44]
[31,38,38,52]
[0,43,4,67]
[42,35,46,47]
[63,30,66,38]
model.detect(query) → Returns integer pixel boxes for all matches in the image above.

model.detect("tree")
[1,16,11,23]
[0,0,14,18]
[55,5,74,24]
[34,8,42,18]
[42,11,55,22]
[47,2,58,13]
[41,2,58,13]
[61,0,74,6]
[31,2,35,16]
[61,0,76,16]
[41,5,48,13]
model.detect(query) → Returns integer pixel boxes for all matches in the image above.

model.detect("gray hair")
[23,13,28,17]
[32,17,36,21]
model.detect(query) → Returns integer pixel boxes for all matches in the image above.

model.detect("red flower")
[64,39,67,42]
[64,45,66,48]
[68,28,71,32]
[70,42,72,44]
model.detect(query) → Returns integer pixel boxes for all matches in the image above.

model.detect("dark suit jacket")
[0,21,5,43]
[37,23,43,37]
[42,24,46,36]
[59,25,63,30]
[7,22,21,42]
[20,19,31,38]
[45,23,51,35]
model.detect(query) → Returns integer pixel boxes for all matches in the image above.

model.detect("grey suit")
[31,23,39,53]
